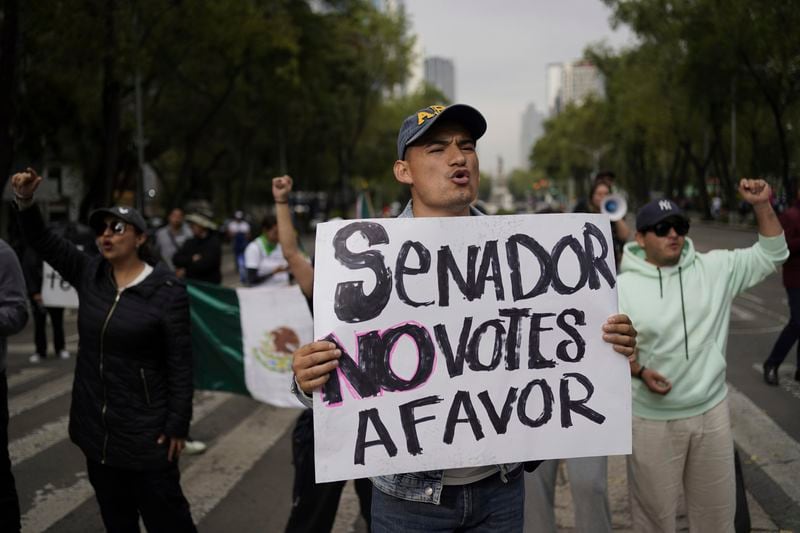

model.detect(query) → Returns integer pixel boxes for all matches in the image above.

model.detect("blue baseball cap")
[635,199,688,231]
[396,104,487,160]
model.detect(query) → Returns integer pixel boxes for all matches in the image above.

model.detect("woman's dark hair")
[589,179,613,211]
[590,178,613,198]
[133,228,159,265]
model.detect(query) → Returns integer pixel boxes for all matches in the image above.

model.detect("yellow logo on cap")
[417,105,447,125]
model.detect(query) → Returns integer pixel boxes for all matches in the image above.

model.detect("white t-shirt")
[227,220,251,235]
[243,238,289,287]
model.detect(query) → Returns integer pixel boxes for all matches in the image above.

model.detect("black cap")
[89,206,147,234]
[635,199,688,231]
[396,104,487,160]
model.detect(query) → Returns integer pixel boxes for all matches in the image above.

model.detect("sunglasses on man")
[95,220,128,236]
[645,219,690,237]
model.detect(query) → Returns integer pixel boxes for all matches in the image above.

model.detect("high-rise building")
[519,103,545,168]
[546,63,563,116]
[424,56,456,102]
[561,60,604,107]
[546,60,604,116]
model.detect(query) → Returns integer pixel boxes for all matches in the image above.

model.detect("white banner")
[41,262,79,309]
[237,285,313,408]
[312,214,631,482]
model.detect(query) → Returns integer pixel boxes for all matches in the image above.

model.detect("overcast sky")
[402,0,636,174]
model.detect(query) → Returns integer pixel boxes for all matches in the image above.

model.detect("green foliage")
[477,171,492,201]
[531,0,800,214]
[4,0,417,217]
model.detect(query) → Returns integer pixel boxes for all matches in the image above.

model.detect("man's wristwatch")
[636,365,647,379]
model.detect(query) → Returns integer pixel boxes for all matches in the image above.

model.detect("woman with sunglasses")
[10,168,197,532]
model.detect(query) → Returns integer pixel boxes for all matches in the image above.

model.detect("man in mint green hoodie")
[618,179,787,532]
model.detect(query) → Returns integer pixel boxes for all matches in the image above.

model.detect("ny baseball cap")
[396,104,487,160]
[89,205,147,234]
[635,199,689,231]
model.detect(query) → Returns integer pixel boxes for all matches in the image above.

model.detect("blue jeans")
[371,469,524,532]
[765,287,800,368]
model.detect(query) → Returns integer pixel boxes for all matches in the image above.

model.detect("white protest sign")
[237,284,312,408]
[41,261,79,309]
[311,214,631,483]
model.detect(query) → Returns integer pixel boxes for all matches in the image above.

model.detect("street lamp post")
[572,142,612,185]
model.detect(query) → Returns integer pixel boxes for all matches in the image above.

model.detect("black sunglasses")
[95,220,128,236]
[647,219,690,237]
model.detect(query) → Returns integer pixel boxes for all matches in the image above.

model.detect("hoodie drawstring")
[657,266,689,359]
[657,268,663,298]
[678,266,689,360]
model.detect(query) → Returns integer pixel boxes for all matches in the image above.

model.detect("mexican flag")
[187,281,313,407]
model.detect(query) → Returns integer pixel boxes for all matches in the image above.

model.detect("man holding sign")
[293,104,638,532]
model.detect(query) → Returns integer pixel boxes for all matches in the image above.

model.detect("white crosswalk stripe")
[7,367,54,389]
[10,415,68,465]
[10,391,231,467]
[17,389,237,531]
[182,404,300,521]
[22,477,94,533]
[730,303,756,321]
[9,374,73,417]
[729,382,800,506]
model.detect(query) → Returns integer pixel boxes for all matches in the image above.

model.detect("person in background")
[12,168,197,532]
[171,211,221,456]
[22,243,69,363]
[174,212,222,285]
[0,236,29,533]
[573,171,617,213]
[620,183,786,532]
[243,215,290,288]
[763,187,800,385]
[273,175,372,533]
[227,210,251,283]
[154,208,193,270]
[574,177,630,266]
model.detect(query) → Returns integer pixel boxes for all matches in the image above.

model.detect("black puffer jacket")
[18,205,193,470]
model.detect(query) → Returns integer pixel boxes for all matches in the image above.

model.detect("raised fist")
[739,178,771,206]
[272,175,293,204]
[10,167,43,200]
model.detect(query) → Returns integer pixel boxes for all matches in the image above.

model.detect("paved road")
[5,223,799,532]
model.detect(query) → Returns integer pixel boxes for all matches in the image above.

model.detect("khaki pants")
[627,397,735,533]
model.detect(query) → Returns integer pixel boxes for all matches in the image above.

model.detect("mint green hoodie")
[618,233,787,420]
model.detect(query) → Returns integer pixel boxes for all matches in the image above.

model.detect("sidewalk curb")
[730,384,800,530]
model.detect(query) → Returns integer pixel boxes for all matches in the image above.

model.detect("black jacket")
[17,205,193,470]
[173,233,222,284]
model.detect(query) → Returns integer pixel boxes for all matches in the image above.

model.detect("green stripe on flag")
[187,281,249,396]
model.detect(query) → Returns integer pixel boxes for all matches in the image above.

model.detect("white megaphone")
[601,194,627,221]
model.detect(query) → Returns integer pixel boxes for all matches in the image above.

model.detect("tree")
[4,0,418,228]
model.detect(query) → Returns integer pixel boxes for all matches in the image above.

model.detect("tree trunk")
[682,135,717,220]
[81,0,121,220]
[665,146,683,198]
[0,0,19,191]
